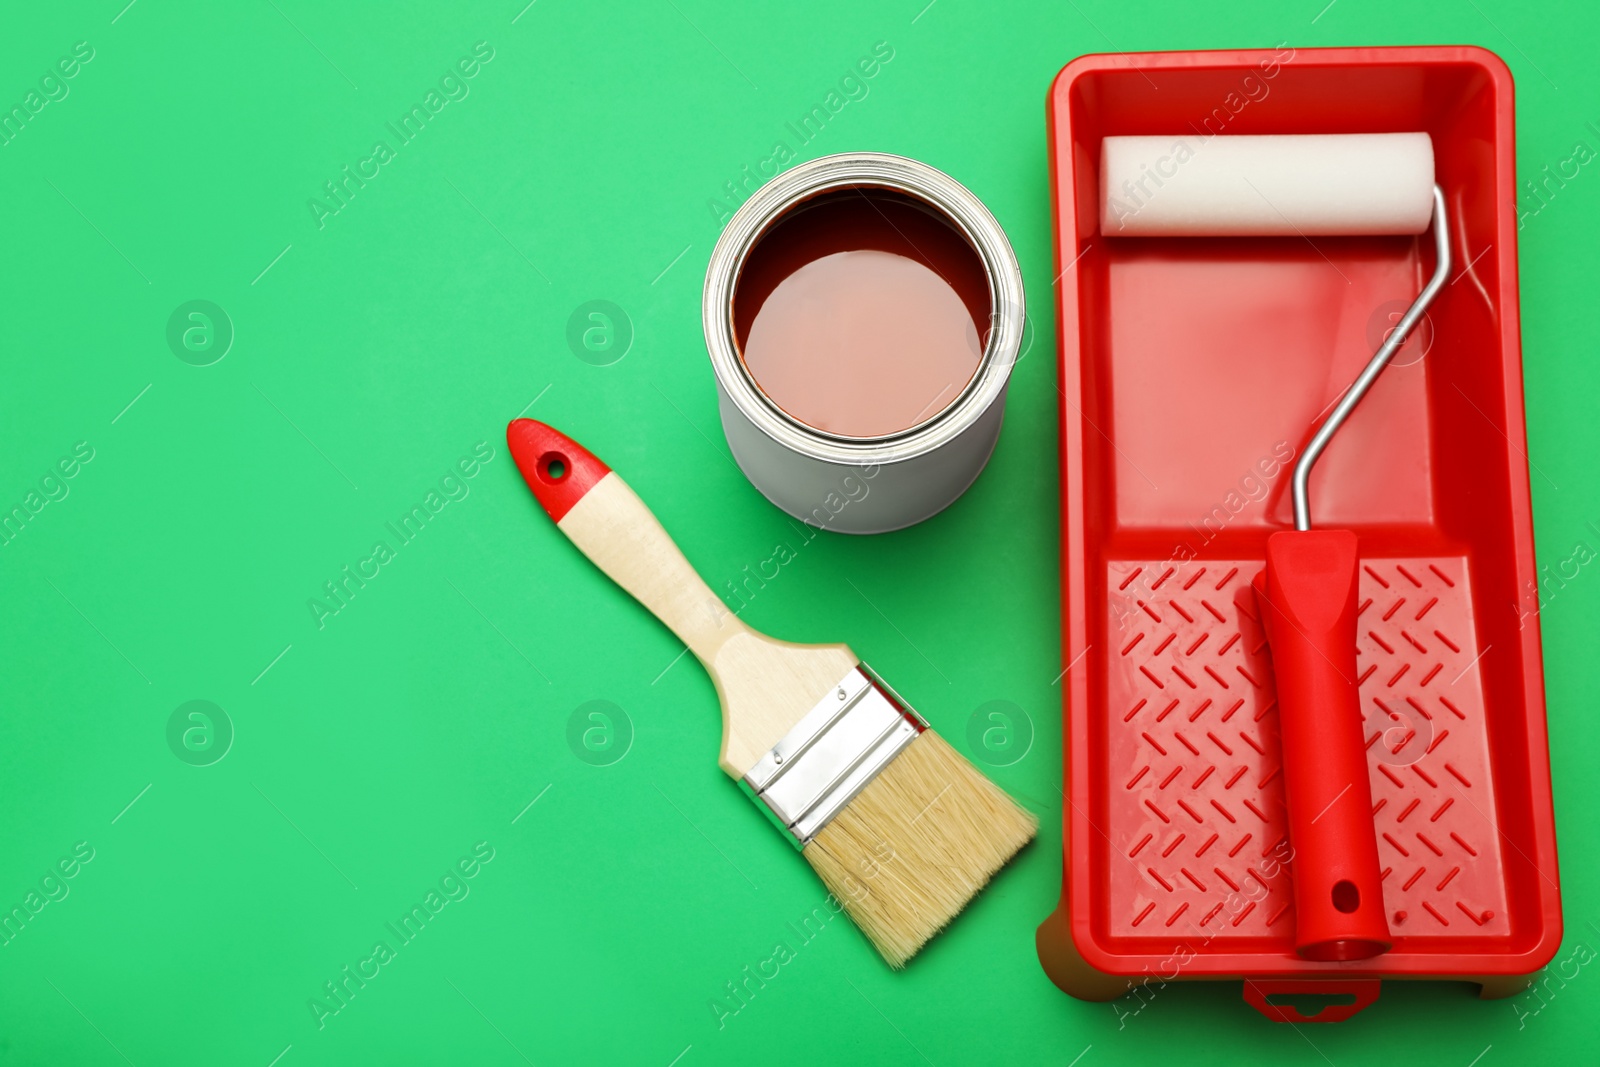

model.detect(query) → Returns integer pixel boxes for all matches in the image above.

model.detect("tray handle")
[1242,978,1381,1023]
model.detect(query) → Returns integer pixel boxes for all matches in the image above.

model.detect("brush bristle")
[802,730,1037,967]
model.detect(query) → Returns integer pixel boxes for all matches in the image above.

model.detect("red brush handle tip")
[506,419,610,523]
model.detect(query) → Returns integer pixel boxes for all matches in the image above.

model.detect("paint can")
[703,152,1024,534]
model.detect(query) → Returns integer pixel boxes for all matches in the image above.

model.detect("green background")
[1,1,1595,1064]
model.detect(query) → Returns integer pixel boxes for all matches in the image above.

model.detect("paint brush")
[507,418,1036,966]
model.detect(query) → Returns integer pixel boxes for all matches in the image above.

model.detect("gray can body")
[703,153,1025,535]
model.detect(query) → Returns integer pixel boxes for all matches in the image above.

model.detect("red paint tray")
[1036,46,1561,1022]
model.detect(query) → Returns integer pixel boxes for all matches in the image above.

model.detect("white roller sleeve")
[1099,133,1435,237]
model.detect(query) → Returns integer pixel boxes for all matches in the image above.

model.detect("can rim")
[704,152,1025,464]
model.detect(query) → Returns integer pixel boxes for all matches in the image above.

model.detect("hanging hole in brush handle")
[1253,530,1391,961]
[507,420,610,522]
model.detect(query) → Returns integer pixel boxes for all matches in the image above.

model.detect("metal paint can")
[703,152,1024,534]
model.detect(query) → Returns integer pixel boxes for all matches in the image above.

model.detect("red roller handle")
[1253,530,1391,962]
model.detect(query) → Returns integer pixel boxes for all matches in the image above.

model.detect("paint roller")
[1099,132,1452,961]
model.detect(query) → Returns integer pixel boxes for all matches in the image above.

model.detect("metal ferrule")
[740,666,924,848]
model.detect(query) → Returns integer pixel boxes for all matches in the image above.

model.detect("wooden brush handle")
[506,419,748,662]
[506,418,858,778]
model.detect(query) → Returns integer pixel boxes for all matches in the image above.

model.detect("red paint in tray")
[1036,46,1560,1021]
